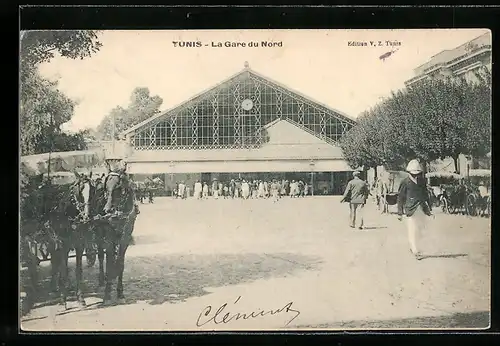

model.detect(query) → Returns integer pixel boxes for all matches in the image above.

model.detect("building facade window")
[131,73,355,150]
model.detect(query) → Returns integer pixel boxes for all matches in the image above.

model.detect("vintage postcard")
[20,29,491,331]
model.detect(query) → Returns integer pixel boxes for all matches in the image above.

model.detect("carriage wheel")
[446,198,456,214]
[440,196,448,213]
[466,194,477,217]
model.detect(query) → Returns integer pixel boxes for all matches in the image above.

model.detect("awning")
[468,169,491,177]
[425,171,461,179]
[20,150,105,176]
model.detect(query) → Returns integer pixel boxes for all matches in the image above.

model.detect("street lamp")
[309,160,315,196]
[169,161,175,196]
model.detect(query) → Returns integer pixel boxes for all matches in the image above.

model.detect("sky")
[36,29,489,133]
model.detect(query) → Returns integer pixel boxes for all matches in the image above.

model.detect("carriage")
[425,171,462,211]
[424,168,490,217]
[467,169,491,217]
[21,151,140,313]
[20,150,106,297]
[376,170,409,213]
[133,177,164,203]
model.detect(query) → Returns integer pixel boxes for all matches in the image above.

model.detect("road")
[21,196,491,331]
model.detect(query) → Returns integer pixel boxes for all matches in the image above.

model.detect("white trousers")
[406,205,427,253]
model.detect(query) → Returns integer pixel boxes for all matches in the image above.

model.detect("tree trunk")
[421,161,428,175]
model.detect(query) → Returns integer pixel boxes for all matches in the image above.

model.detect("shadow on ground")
[421,253,468,260]
[27,252,323,313]
[292,311,490,329]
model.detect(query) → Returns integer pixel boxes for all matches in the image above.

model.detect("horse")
[20,171,95,309]
[374,178,389,213]
[91,168,139,305]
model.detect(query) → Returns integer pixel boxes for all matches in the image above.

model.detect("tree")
[340,69,491,174]
[95,106,129,140]
[462,67,491,160]
[20,31,102,70]
[20,30,102,155]
[339,110,384,170]
[95,87,164,140]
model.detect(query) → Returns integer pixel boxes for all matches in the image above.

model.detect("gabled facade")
[121,63,357,195]
[123,64,356,150]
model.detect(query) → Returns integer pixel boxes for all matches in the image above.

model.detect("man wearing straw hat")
[341,170,370,229]
[397,159,433,260]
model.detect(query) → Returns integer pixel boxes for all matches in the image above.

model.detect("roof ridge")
[121,65,356,136]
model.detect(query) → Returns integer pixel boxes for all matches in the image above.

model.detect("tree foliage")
[95,87,164,140]
[20,31,102,70]
[20,31,102,155]
[339,67,491,173]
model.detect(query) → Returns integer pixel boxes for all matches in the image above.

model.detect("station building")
[116,63,358,195]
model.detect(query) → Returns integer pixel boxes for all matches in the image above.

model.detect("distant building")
[403,33,492,176]
[405,32,492,87]
[112,63,358,195]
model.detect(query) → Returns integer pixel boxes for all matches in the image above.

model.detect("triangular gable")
[122,66,356,136]
[259,118,343,158]
[264,118,335,146]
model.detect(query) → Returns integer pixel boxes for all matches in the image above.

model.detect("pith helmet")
[353,170,361,177]
[406,159,423,174]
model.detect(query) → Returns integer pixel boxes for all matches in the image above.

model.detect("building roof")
[127,118,344,162]
[412,32,491,76]
[121,64,356,137]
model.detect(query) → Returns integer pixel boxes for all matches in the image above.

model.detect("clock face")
[241,99,254,111]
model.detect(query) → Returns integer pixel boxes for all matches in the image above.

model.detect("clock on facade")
[241,99,254,111]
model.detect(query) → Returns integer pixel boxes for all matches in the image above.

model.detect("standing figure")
[194,180,202,200]
[289,180,296,198]
[235,180,241,198]
[218,181,223,199]
[341,171,370,230]
[177,181,186,199]
[202,182,209,199]
[397,159,433,260]
[241,180,250,199]
[212,180,219,199]
[271,180,280,202]
[254,180,259,199]
[304,182,309,197]
[223,184,229,199]
[229,179,236,198]
[258,180,265,198]
[298,180,305,197]
[285,180,290,196]
[173,182,179,199]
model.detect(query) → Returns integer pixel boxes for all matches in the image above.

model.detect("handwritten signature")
[196,296,301,327]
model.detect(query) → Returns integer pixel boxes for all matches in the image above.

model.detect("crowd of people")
[173,179,311,202]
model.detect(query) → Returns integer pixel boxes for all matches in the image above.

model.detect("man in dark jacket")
[397,159,433,260]
[341,170,370,229]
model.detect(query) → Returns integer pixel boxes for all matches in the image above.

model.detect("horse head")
[103,169,132,214]
[71,171,94,222]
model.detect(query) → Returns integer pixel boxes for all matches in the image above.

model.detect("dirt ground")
[20,196,491,331]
